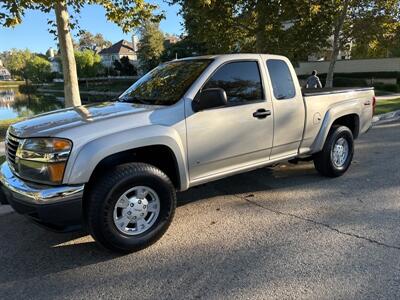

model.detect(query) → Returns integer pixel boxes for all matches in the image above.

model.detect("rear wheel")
[86,163,176,253]
[313,126,354,177]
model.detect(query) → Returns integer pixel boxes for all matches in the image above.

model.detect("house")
[99,39,138,68]
[164,35,181,47]
[45,48,62,74]
[0,60,11,81]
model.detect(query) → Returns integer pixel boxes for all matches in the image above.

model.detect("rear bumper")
[0,163,84,230]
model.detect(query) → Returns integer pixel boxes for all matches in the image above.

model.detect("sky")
[0,1,183,53]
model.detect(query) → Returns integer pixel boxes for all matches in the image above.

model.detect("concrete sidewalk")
[373,109,400,124]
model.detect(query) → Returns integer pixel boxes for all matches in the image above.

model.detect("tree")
[2,49,32,81]
[25,56,52,83]
[161,37,206,61]
[75,49,102,78]
[171,0,333,62]
[173,0,400,85]
[325,0,400,87]
[173,0,244,54]
[137,22,165,72]
[1,1,162,107]
[349,10,400,58]
[3,49,52,83]
[325,0,351,88]
[78,31,112,51]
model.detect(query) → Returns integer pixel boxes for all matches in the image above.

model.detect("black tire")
[86,163,176,253]
[313,125,354,177]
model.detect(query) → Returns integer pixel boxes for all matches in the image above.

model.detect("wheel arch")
[311,102,361,153]
[86,144,182,190]
[63,126,189,191]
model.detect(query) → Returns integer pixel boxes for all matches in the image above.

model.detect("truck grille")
[5,132,20,171]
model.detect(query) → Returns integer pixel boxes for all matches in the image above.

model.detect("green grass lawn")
[0,118,23,142]
[375,98,400,115]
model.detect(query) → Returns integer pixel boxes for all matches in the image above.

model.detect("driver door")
[185,59,274,182]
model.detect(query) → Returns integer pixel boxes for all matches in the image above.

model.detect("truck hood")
[9,102,158,138]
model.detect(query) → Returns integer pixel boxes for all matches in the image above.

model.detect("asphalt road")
[0,120,399,299]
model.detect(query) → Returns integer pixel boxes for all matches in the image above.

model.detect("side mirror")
[192,88,228,112]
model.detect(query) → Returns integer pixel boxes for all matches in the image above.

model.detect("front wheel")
[86,163,176,253]
[313,125,354,177]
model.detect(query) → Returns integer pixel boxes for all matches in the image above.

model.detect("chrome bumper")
[0,162,84,205]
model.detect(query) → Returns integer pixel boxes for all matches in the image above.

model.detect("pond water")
[0,87,116,121]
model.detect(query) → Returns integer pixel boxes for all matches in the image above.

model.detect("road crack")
[225,190,400,251]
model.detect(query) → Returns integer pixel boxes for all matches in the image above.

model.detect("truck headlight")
[15,138,72,185]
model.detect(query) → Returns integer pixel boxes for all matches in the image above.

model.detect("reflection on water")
[0,89,15,103]
[0,87,115,121]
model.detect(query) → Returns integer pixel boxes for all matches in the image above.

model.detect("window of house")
[266,59,296,100]
[203,61,263,104]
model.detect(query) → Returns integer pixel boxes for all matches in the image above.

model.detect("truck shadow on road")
[177,162,323,207]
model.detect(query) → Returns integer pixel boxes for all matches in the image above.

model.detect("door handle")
[253,109,271,119]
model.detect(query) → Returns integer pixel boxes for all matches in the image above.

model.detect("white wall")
[295,58,400,76]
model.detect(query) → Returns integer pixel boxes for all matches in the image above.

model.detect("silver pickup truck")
[0,54,375,253]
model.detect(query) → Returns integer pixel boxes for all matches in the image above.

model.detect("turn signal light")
[372,96,376,116]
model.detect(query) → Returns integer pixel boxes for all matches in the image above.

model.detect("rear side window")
[266,59,296,100]
[203,61,263,104]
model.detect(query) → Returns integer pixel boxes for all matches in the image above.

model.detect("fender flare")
[311,100,361,153]
[63,125,189,190]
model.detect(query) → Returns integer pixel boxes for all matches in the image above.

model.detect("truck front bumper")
[0,163,84,231]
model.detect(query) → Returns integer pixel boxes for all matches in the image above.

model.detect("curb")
[0,205,14,216]
[373,110,400,125]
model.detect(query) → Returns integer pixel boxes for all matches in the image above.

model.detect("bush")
[25,56,52,83]
[113,56,138,76]
[75,50,103,78]
[19,84,37,94]
[333,77,368,87]
[372,83,400,93]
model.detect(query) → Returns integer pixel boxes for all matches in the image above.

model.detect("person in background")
[306,70,323,89]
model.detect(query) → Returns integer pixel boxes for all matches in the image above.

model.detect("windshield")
[118,59,213,105]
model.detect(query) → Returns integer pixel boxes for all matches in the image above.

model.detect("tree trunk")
[325,34,340,88]
[325,0,350,88]
[255,1,267,53]
[54,1,81,107]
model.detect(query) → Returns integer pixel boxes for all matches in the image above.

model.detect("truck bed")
[300,87,375,155]
[302,87,374,97]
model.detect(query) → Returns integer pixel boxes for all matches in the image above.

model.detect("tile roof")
[99,40,136,55]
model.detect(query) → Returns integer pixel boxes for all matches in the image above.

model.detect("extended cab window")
[203,61,263,104]
[266,59,296,100]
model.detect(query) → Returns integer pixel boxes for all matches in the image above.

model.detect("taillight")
[372,96,376,115]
